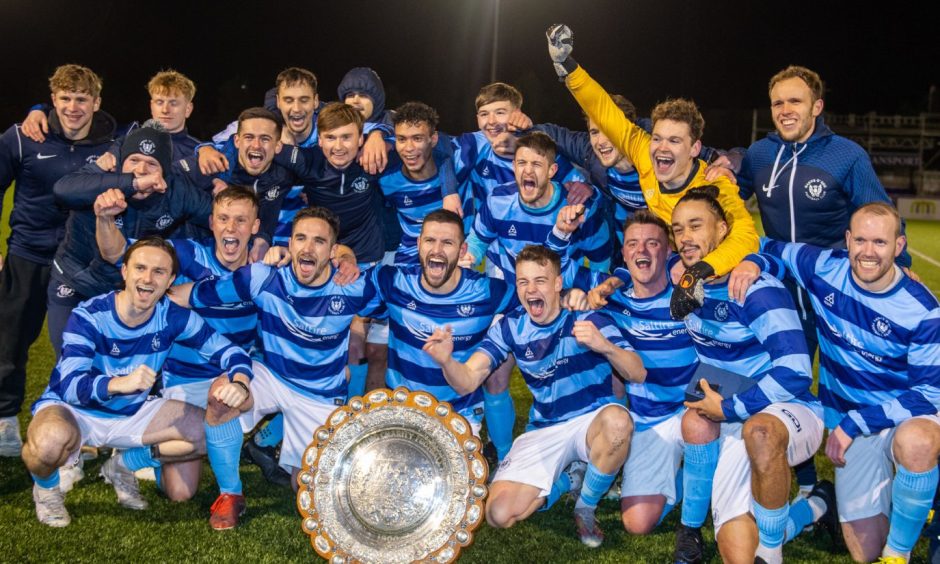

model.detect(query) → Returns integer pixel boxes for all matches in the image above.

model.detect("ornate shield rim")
[297,387,489,563]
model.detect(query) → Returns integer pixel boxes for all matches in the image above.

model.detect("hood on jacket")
[337,67,386,119]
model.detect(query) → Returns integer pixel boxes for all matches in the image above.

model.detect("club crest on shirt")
[56,284,75,298]
[871,316,892,337]
[351,176,369,193]
[156,214,174,230]
[804,178,827,201]
[457,304,475,317]
[264,186,281,201]
[151,334,161,351]
[713,302,729,322]
[329,296,346,314]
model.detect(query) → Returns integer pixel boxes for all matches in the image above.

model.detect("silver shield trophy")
[298,388,489,563]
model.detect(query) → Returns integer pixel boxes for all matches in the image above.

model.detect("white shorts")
[835,413,940,523]
[239,360,338,472]
[366,318,389,345]
[33,397,169,467]
[621,410,684,504]
[711,403,823,534]
[162,379,214,409]
[493,404,628,496]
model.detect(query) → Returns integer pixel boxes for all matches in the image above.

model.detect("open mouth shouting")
[525,295,546,319]
[134,283,156,302]
[653,153,675,176]
[287,112,308,131]
[295,254,318,280]
[221,237,240,255]
[633,255,652,271]
[245,150,265,169]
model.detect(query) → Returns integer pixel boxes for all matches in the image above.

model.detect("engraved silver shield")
[298,388,489,563]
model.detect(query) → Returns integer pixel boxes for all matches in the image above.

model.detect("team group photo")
[1,2,939,562]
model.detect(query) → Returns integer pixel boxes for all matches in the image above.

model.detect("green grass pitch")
[1,187,939,563]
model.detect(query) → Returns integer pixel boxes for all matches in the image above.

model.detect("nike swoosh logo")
[37,154,57,160]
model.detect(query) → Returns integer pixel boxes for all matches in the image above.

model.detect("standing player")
[424,245,645,547]
[364,209,514,429]
[22,238,253,527]
[0,64,116,456]
[756,203,940,563]
[48,123,212,357]
[545,23,759,319]
[673,187,830,563]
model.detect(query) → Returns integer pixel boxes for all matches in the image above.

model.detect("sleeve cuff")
[838,416,862,439]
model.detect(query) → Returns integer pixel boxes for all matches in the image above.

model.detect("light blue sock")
[577,464,618,509]
[753,500,789,549]
[887,464,939,554]
[122,446,161,471]
[346,363,368,400]
[154,466,164,493]
[540,472,572,512]
[254,414,283,448]
[656,467,683,526]
[206,419,244,495]
[483,389,515,461]
[681,439,719,528]
[32,469,60,489]
[785,497,814,542]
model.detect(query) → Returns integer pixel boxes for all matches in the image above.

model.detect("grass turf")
[1,188,939,562]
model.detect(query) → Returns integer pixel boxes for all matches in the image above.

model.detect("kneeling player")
[424,245,645,547]
[22,238,253,527]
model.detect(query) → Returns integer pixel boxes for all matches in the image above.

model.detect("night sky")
[2,0,937,148]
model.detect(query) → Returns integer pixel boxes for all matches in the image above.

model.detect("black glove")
[670,261,714,319]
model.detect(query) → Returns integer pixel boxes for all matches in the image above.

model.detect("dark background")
[2,0,937,148]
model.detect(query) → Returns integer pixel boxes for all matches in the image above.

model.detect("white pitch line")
[910,247,940,269]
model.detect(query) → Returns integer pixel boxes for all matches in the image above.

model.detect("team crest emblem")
[507,224,517,237]
[351,177,369,193]
[824,293,835,307]
[804,178,827,201]
[265,186,280,201]
[645,189,655,199]
[403,195,413,207]
[139,139,156,155]
[156,214,174,230]
[714,302,729,321]
[56,284,75,298]
[457,304,475,317]
[871,316,892,337]
[329,297,346,314]
[151,335,161,351]
[110,342,121,356]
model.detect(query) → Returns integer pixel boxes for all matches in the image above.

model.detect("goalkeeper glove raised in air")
[670,261,714,319]
[546,24,579,80]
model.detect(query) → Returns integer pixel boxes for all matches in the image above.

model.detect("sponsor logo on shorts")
[497,456,511,471]
[779,408,802,432]
[804,178,827,201]
[871,316,892,337]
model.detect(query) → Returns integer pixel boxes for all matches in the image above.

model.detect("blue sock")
[681,439,719,528]
[887,464,939,554]
[656,468,683,526]
[122,446,161,471]
[154,466,164,493]
[346,363,368,400]
[577,464,617,509]
[32,469,60,489]
[753,500,789,549]
[206,419,244,495]
[254,414,283,448]
[541,472,571,512]
[483,389,515,461]
[785,497,814,542]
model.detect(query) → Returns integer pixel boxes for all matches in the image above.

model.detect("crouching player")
[424,245,645,547]
[22,237,253,527]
